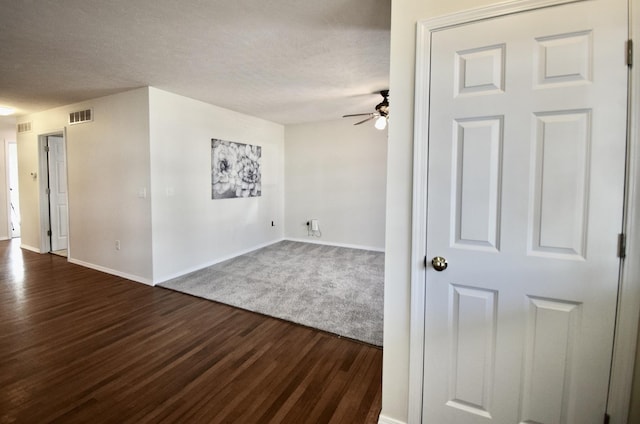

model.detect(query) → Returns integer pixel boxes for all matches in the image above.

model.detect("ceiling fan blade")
[343,113,373,118]
[354,116,376,125]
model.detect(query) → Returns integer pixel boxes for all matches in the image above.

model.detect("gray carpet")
[159,240,384,346]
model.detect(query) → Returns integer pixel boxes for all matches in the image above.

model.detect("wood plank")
[0,240,382,423]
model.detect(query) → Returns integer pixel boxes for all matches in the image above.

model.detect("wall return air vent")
[17,122,32,133]
[69,109,93,125]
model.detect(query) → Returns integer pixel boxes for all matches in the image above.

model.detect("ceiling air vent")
[17,122,32,133]
[69,108,93,125]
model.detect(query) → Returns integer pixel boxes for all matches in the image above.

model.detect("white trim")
[154,237,385,286]
[37,134,51,253]
[4,139,10,239]
[607,1,640,421]
[153,238,286,285]
[377,415,406,424]
[6,139,19,240]
[20,243,41,253]
[409,1,639,424]
[420,0,580,30]
[284,237,385,252]
[62,127,70,258]
[37,129,65,254]
[68,257,153,286]
[0,236,10,241]
[407,15,431,424]
[155,238,383,286]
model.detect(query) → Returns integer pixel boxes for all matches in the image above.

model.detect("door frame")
[4,139,15,239]
[408,1,640,423]
[37,129,68,254]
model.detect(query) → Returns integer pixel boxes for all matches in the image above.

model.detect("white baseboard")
[284,237,385,253]
[0,236,9,241]
[68,258,153,286]
[152,237,382,285]
[153,238,285,285]
[21,244,41,253]
[378,415,406,424]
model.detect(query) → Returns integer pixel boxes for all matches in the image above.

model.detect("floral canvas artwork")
[211,139,262,199]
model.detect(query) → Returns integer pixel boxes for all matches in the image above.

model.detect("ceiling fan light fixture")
[343,90,390,129]
[0,106,15,116]
[375,115,387,130]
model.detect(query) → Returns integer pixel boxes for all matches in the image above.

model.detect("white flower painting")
[211,139,262,199]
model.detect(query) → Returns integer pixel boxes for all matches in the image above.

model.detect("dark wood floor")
[0,240,382,424]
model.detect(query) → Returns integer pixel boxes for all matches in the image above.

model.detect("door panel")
[531,110,590,258]
[48,136,68,252]
[452,116,504,251]
[521,297,581,423]
[422,1,627,423]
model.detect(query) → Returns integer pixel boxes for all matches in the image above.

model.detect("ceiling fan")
[343,90,389,130]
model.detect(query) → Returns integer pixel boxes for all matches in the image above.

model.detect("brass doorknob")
[431,256,448,271]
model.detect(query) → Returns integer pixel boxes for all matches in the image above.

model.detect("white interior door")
[422,1,627,423]
[8,141,20,238]
[47,135,68,252]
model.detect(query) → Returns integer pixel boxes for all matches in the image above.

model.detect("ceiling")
[0,0,391,125]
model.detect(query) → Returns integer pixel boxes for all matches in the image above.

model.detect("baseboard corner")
[378,414,407,424]
[153,238,286,285]
[284,237,384,252]
[21,244,42,253]
[68,257,153,286]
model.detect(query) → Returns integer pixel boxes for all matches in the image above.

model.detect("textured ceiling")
[0,0,391,125]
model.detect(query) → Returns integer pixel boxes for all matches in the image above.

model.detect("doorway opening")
[38,132,68,257]
[7,141,20,238]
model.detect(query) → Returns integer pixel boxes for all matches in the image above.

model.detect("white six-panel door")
[47,135,68,252]
[422,0,627,422]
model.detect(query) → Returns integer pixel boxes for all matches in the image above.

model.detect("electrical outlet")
[115,240,121,250]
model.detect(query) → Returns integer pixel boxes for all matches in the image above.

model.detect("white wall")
[15,118,40,251]
[149,87,285,283]
[0,116,17,240]
[17,88,153,282]
[382,0,502,423]
[632,324,640,423]
[15,86,284,285]
[284,119,387,251]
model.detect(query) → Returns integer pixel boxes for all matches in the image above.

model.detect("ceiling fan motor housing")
[375,90,389,117]
[342,90,389,125]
